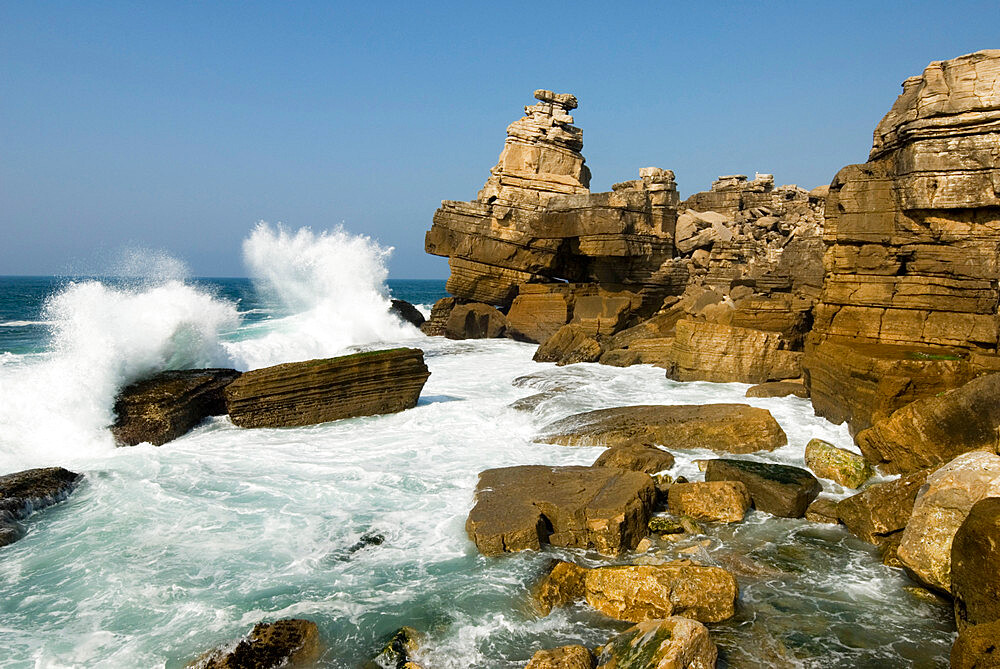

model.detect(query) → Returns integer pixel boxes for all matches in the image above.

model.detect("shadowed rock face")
[112,368,242,446]
[225,348,430,429]
[804,50,1000,428]
[0,467,81,548]
[952,497,1000,631]
[836,470,930,544]
[704,459,821,518]
[537,404,787,454]
[188,619,319,669]
[465,465,657,557]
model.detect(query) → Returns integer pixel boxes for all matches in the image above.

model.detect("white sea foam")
[0,320,51,327]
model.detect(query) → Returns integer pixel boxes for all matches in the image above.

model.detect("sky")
[2,1,998,279]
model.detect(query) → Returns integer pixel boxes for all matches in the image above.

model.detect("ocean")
[0,224,954,667]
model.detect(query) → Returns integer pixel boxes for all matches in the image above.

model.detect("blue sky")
[2,1,998,278]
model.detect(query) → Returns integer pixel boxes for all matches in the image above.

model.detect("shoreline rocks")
[0,467,81,548]
[704,459,821,518]
[188,619,319,669]
[596,618,717,669]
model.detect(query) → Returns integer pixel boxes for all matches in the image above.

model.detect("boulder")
[665,319,801,384]
[111,368,241,446]
[953,497,1000,630]
[363,626,422,669]
[538,404,787,454]
[534,324,604,365]
[856,373,1000,474]
[836,470,930,543]
[389,299,426,328]
[745,380,809,399]
[444,302,507,339]
[526,645,596,669]
[898,451,1000,593]
[804,439,873,488]
[419,297,456,336]
[704,459,821,518]
[534,560,589,615]
[593,444,675,475]
[667,481,751,523]
[466,465,657,556]
[188,619,319,669]
[595,618,717,669]
[951,620,1000,669]
[224,348,430,429]
[0,467,81,548]
[804,497,840,524]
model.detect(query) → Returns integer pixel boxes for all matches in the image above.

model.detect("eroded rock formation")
[0,467,81,548]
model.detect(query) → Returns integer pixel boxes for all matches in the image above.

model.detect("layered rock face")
[804,50,1000,428]
[225,348,430,428]
[425,89,678,309]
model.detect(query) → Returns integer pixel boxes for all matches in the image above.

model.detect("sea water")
[0,224,955,667]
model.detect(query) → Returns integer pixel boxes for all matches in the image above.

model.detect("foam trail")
[227,222,420,370]
[0,276,239,470]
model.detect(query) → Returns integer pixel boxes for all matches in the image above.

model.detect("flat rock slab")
[745,381,809,399]
[836,470,929,543]
[0,467,81,548]
[188,619,319,669]
[537,404,787,454]
[593,444,675,474]
[225,348,430,428]
[112,368,242,446]
[704,459,821,518]
[466,465,656,556]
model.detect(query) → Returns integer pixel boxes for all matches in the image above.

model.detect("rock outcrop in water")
[704,459,821,518]
[112,368,242,446]
[224,348,430,428]
[596,618,718,669]
[0,467,81,547]
[188,619,319,669]
[803,50,1000,433]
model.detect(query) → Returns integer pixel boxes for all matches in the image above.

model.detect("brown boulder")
[593,444,675,475]
[534,324,604,365]
[595,618,717,669]
[667,481,751,523]
[0,467,81,548]
[466,465,657,556]
[951,620,1000,669]
[534,560,589,615]
[898,451,1000,592]
[836,470,930,543]
[444,302,507,339]
[526,645,596,669]
[804,439,873,489]
[704,459,821,518]
[953,497,1000,630]
[856,373,1000,474]
[745,380,809,399]
[804,497,840,524]
[225,348,430,429]
[665,319,801,384]
[363,626,422,669]
[111,368,241,446]
[189,619,319,669]
[538,404,787,454]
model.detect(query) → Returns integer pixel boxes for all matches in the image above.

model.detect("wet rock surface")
[225,348,430,428]
[836,469,930,543]
[595,618,717,669]
[593,444,676,475]
[745,380,809,399]
[0,467,81,548]
[704,459,821,518]
[389,299,426,328]
[803,438,873,488]
[111,368,241,446]
[526,645,596,669]
[189,619,319,669]
[667,481,751,523]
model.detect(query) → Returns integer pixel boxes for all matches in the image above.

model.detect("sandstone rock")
[535,560,590,614]
[667,481,751,523]
[665,319,801,384]
[0,467,81,548]
[538,404,787,454]
[444,302,507,339]
[804,497,840,524]
[836,470,930,543]
[593,444,676,475]
[856,373,1000,474]
[704,459,821,518]
[390,299,426,328]
[951,620,1000,669]
[953,497,1000,630]
[363,626,422,669]
[419,297,456,336]
[581,563,737,623]
[189,619,319,669]
[506,284,574,343]
[606,310,685,351]
[878,531,905,568]
[534,324,604,365]
[804,439,873,488]
[225,348,430,429]
[898,451,1000,592]
[465,466,657,556]
[648,516,688,535]
[111,368,241,446]
[595,618,717,669]
[526,645,596,669]
[745,380,808,399]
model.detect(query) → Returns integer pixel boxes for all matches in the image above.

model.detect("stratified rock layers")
[225,348,430,428]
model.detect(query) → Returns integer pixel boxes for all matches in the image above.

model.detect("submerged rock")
[952,498,1000,630]
[836,469,929,543]
[804,439,873,489]
[667,481,751,523]
[534,560,589,615]
[466,465,656,556]
[225,348,430,428]
[390,299,426,328]
[593,444,676,475]
[0,467,81,548]
[704,459,821,518]
[189,619,319,669]
[363,626,423,669]
[538,404,787,454]
[111,368,241,446]
[526,645,596,669]
[595,618,717,669]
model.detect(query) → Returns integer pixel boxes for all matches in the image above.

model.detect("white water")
[0,227,956,668]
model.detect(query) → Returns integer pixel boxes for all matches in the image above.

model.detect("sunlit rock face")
[425,90,678,308]
[804,50,1000,429]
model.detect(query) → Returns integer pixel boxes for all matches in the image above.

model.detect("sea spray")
[228,222,421,370]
